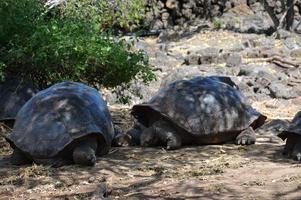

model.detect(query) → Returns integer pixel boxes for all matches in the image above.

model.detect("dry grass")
[0,123,12,156]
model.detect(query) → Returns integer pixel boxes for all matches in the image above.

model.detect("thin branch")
[244,56,300,68]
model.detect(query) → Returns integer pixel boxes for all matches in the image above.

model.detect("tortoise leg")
[283,136,295,157]
[292,136,301,161]
[166,132,182,150]
[140,120,182,149]
[140,127,159,147]
[73,138,97,166]
[235,127,256,145]
[152,120,182,150]
[10,148,32,165]
[117,121,144,146]
[127,127,143,146]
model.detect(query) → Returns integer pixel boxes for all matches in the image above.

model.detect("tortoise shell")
[6,82,114,158]
[132,76,266,136]
[0,77,37,122]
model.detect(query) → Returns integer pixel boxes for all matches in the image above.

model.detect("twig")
[269,56,300,67]
[272,60,295,68]
[124,192,143,197]
[244,56,300,68]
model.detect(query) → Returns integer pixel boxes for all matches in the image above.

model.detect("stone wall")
[145,0,301,32]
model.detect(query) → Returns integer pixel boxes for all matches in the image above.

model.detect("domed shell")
[132,76,266,136]
[0,77,37,122]
[6,82,114,158]
[278,111,301,140]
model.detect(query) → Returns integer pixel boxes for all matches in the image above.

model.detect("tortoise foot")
[283,136,301,161]
[112,133,132,147]
[235,127,256,145]
[166,132,182,150]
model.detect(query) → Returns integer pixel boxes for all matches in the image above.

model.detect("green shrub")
[0,0,43,48]
[0,0,155,99]
[213,20,222,30]
[53,0,149,32]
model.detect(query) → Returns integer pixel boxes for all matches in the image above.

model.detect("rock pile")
[146,0,242,30]
[104,29,301,108]
[145,0,301,34]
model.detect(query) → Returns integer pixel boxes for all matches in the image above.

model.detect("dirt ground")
[0,31,301,199]
[0,103,300,200]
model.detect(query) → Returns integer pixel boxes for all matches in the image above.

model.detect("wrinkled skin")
[140,120,182,150]
[140,119,256,150]
[6,82,114,167]
[112,132,132,147]
[133,76,264,150]
[235,127,256,145]
[72,136,98,166]
[113,122,145,147]
[283,134,301,161]
[279,111,301,161]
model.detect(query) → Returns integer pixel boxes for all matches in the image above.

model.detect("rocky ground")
[1,30,301,199]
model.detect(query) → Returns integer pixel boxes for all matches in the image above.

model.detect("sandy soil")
[0,105,300,200]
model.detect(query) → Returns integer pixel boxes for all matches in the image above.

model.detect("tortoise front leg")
[140,120,183,149]
[292,136,301,161]
[235,127,256,145]
[166,131,182,150]
[283,136,295,156]
[152,120,182,150]
[73,137,98,166]
[10,147,32,165]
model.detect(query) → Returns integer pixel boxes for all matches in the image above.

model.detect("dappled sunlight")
[5,82,114,162]
[1,0,301,197]
[132,76,266,148]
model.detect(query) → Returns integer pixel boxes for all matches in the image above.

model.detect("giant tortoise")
[5,82,114,166]
[130,76,267,149]
[278,111,301,161]
[0,77,37,127]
